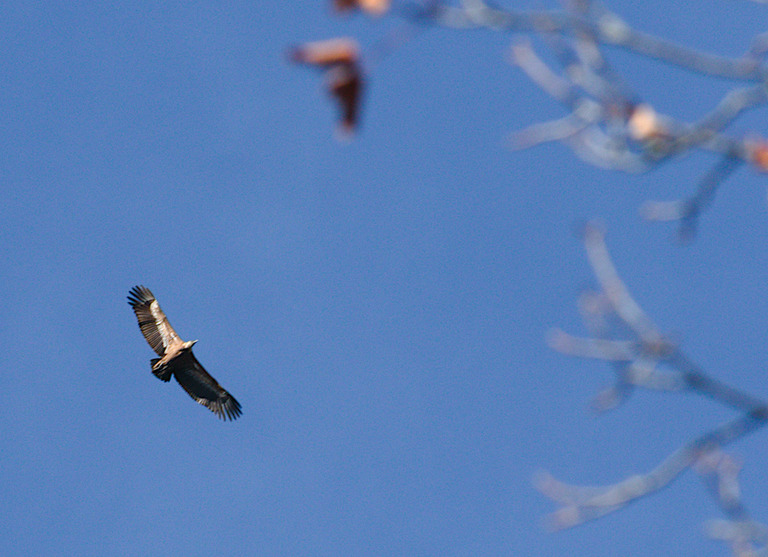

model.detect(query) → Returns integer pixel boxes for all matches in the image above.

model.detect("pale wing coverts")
[127,285,180,356]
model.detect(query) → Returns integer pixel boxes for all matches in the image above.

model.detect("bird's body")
[127,285,242,421]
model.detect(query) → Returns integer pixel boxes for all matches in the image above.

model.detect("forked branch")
[539,224,768,554]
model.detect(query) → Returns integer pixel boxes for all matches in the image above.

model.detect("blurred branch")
[641,155,743,241]
[539,224,768,552]
[432,3,768,81]
[696,449,768,555]
[536,411,766,530]
[297,2,768,553]
[412,1,768,231]
[296,2,768,227]
[302,2,768,231]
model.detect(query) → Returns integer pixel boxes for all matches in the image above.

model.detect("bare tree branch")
[538,224,768,550]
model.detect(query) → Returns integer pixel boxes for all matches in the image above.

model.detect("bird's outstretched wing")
[127,285,181,356]
[172,351,242,421]
[288,37,358,67]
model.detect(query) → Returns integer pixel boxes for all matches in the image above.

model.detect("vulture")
[127,285,242,421]
[288,37,363,136]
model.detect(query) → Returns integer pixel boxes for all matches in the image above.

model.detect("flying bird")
[288,37,363,136]
[333,0,390,16]
[127,285,242,421]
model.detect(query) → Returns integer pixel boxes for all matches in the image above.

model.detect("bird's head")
[182,340,198,351]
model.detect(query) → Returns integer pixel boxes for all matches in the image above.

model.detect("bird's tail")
[150,359,172,382]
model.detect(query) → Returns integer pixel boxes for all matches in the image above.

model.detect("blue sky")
[2,2,768,555]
